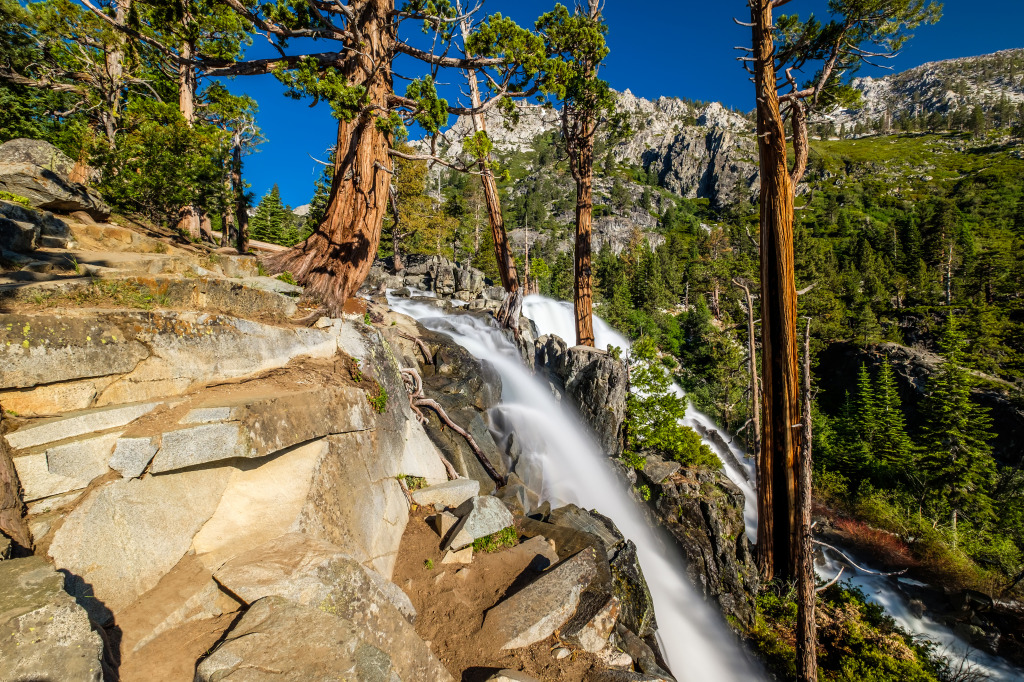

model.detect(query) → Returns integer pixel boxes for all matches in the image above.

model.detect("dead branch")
[401,368,502,484]
[816,567,844,592]
[813,539,908,577]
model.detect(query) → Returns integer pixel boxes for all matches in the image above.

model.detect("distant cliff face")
[433,90,760,210]
[821,48,1024,130]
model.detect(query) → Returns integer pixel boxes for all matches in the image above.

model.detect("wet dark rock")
[534,334,627,457]
[614,623,676,681]
[550,504,624,560]
[649,467,759,627]
[610,540,657,638]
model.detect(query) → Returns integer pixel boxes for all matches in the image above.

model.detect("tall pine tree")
[873,359,913,480]
[250,184,290,245]
[919,314,997,525]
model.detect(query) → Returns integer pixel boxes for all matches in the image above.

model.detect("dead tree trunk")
[796,317,817,682]
[267,1,393,315]
[458,11,522,328]
[752,0,801,581]
[0,414,31,551]
[176,38,201,240]
[99,0,130,148]
[734,278,761,459]
[230,131,248,253]
[389,184,403,272]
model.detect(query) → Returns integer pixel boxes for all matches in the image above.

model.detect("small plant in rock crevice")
[368,384,388,413]
[397,474,427,491]
[423,559,434,570]
[472,526,518,553]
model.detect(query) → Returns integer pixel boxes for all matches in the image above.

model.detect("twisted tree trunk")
[267,0,393,315]
[573,140,595,347]
[752,0,800,582]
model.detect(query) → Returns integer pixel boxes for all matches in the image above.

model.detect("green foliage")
[626,337,718,469]
[0,191,31,207]
[748,581,946,682]
[367,385,388,414]
[423,558,434,570]
[250,184,300,246]
[396,474,427,491]
[95,100,230,228]
[276,271,297,286]
[472,526,518,553]
[274,57,367,123]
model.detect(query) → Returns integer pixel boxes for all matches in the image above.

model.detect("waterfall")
[389,294,762,681]
[391,292,1022,682]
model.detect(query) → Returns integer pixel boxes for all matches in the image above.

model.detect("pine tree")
[873,359,913,479]
[919,314,997,524]
[852,362,879,466]
[250,184,289,245]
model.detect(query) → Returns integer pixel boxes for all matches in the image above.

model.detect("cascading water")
[388,294,762,681]
[390,291,1022,681]
[523,294,1023,682]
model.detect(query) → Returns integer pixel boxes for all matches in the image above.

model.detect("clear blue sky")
[221,1,1024,207]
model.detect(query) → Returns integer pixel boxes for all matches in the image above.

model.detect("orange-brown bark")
[752,0,801,582]
[267,0,393,315]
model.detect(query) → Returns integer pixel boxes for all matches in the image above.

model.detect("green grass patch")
[276,271,297,286]
[472,526,518,553]
[0,191,32,207]
[30,279,167,310]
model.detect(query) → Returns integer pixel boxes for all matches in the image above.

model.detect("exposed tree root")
[400,367,505,485]
[398,332,434,364]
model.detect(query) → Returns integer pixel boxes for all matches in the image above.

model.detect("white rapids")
[389,293,762,681]
[390,291,1022,681]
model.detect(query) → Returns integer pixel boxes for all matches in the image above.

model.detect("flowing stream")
[389,293,761,681]
[391,292,1021,681]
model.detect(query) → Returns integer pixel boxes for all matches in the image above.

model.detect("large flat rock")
[13,431,120,501]
[4,402,157,449]
[149,384,373,473]
[481,549,598,650]
[212,532,416,623]
[411,477,480,508]
[196,596,453,682]
[0,555,105,682]
[0,311,342,414]
[47,466,232,623]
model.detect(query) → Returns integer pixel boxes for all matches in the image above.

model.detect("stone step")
[0,310,342,415]
[4,401,159,450]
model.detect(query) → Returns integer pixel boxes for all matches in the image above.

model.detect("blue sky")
[221,1,1024,207]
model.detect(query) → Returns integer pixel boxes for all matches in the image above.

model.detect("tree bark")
[267,0,393,315]
[796,317,817,682]
[230,131,249,253]
[734,278,761,459]
[100,0,130,148]
[752,0,801,582]
[0,414,32,551]
[459,14,519,296]
[388,183,403,272]
[176,38,201,240]
[573,152,595,347]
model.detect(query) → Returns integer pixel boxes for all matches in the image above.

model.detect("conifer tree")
[854,362,879,451]
[919,314,997,525]
[250,184,289,245]
[873,359,913,478]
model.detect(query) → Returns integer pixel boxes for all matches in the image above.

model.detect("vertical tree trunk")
[573,155,595,346]
[231,133,248,253]
[267,0,393,315]
[796,317,817,682]
[177,38,201,240]
[735,278,761,459]
[99,0,130,148]
[388,184,403,272]
[752,0,801,581]
[459,14,519,295]
[0,414,31,551]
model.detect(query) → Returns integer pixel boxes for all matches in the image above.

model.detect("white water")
[523,295,1023,681]
[389,294,762,681]
[392,292,1022,681]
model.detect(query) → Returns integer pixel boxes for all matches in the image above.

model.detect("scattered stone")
[0,216,37,251]
[481,549,598,650]
[411,477,480,508]
[595,644,633,669]
[212,533,417,624]
[496,472,540,516]
[108,436,159,478]
[444,495,515,551]
[47,466,233,623]
[4,401,158,450]
[442,547,474,564]
[502,535,560,572]
[554,647,571,660]
[615,623,675,680]
[0,555,105,682]
[487,671,541,682]
[550,504,623,559]
[196,595,453,681]
[642,455,681,484]
[431,511,459,539]
[565,595,621,653]
[14,451,97,502]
